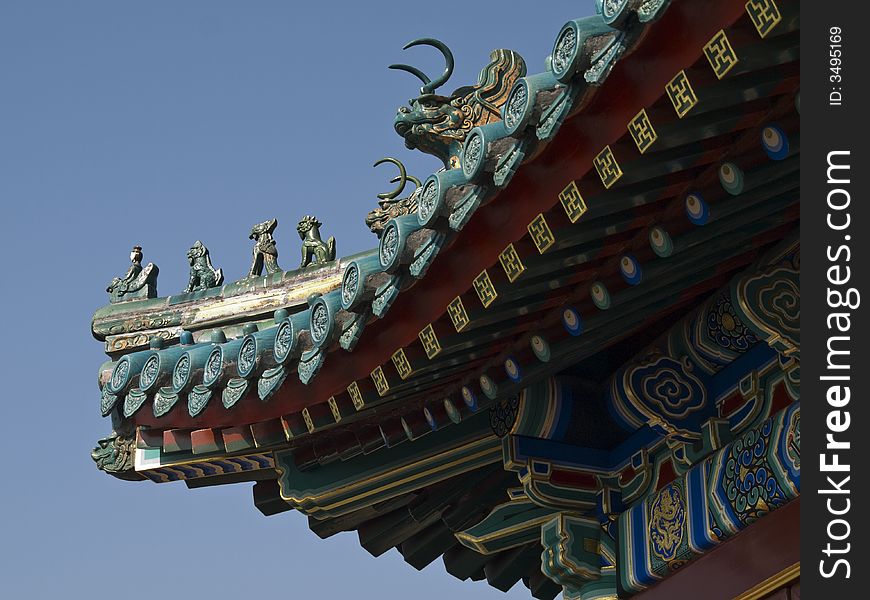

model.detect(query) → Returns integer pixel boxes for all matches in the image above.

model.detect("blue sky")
[0,2,588,597]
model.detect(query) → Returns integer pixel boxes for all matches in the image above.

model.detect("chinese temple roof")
[90,0,800,597]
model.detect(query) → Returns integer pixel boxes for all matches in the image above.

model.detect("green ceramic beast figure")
[248,218,281,277]
[91,431,140,480]
[365,157,421,237]
[297,215,336,268]
[184,240,224,292]
[390,39,526,169]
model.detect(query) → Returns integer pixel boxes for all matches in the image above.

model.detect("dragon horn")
[373,157,408,200]
[389,38,454,95]
[388,64,431,90]
[390,175,422,190]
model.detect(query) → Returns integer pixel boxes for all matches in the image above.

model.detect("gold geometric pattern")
[447,296,470,332]
[302,408,315,433]
[473,270,498,308]
[391,349,413,380]
[665,70,698,118]
[745,0,781,38]
[528,213,555,253]
[593,145,623,189]
[704,30,738,79]
[347,381,364,410]
[328,396,341,422]
[559,181,588,223]
[627,109,657,154]
[371,366,389,397]
[499,243,526,283]
[418,324,442,358]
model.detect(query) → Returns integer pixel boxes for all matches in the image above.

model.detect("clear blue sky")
[0,2,588,598]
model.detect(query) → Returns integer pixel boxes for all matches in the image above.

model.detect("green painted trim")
[274,411,500,518]
[456,498,557,555]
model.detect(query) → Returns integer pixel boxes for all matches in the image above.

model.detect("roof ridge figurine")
[365,157,421,237]
[391,38,526,169]
[106,245,159,303]
[91,429,141,480]
[297,215,336,268]
[183,240,224,293]
[248,218,280,277]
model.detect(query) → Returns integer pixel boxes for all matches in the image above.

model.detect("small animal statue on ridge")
[248,218,281,277]
[106,245,159,303]
[365,157,420,237]
[297,215,336,268]
[183,240,224,292]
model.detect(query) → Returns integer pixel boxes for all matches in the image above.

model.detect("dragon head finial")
[390,41,526,168]
[373,157,419,200]
[365,157,421,237]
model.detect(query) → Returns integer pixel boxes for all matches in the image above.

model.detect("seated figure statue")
[106,246,159,303]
